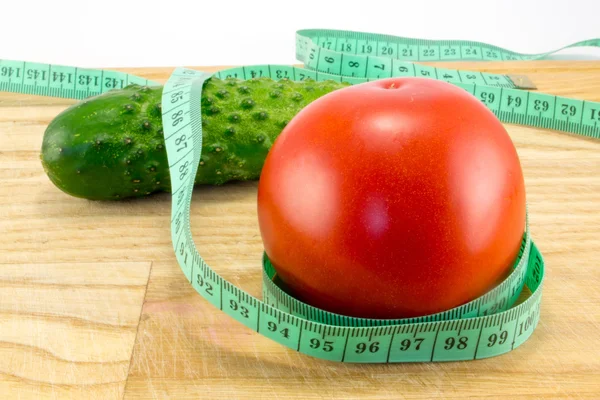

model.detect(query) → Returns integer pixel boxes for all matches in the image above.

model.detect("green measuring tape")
[3,28,599,363]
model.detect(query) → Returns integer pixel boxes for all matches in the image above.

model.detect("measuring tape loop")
[3,29,599,362]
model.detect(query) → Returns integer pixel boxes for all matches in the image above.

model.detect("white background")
[2,0,599,68]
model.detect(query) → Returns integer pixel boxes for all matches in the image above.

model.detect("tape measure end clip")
[507,74,537,90]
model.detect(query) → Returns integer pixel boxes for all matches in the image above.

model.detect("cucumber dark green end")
[41,76,349,200]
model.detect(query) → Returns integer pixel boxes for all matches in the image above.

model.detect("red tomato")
[257,77,526,319]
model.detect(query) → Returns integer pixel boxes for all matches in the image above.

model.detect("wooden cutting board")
[0,61,599,399]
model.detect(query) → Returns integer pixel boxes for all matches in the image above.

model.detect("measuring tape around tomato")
[163,67,543,363]
[3,28,600,362]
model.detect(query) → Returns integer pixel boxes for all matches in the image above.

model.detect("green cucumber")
[41,76,349,200]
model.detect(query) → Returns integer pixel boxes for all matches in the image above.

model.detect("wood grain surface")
[0,61,599,399]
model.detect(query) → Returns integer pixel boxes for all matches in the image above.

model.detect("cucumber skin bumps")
[41,77,349,200]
